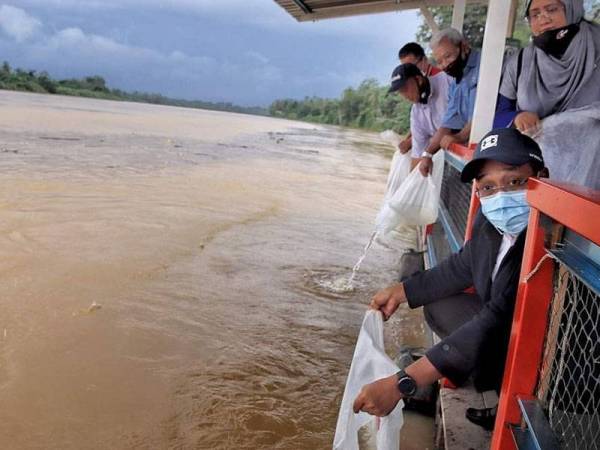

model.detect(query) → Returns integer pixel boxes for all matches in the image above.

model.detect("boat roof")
[273,0,486,22]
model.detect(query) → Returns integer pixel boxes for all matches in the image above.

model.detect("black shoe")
[465,406,497,431]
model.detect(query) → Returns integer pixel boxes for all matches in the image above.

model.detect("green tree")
[416,5,488,49]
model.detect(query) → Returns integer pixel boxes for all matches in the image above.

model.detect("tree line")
[270,79,412,132]
[0,61,268,116]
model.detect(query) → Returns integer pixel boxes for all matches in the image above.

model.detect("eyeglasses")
[527,3,565,23]
[475,178,529,198]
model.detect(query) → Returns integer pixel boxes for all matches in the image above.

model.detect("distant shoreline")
[0,61,268,118]
[0,61,409,135]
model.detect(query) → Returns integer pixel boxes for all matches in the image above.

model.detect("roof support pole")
[451,0,466,32]
[469,0,512,144]
[420,7,440,34]
[506,0,519,37]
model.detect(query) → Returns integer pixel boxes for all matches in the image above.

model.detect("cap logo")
[481,135,498,151]
[391,74,403,82]
[529,153,542,161]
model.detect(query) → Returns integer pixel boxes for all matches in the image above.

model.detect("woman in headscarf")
[495,0,600,132]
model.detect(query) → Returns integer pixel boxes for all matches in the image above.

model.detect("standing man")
[398,42,442,78]
[387,63,450,169]
[418,28,481,176]
[396,42,445,154]
[352,128,548,430]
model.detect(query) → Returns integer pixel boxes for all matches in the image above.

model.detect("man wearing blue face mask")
[353,128,548,430]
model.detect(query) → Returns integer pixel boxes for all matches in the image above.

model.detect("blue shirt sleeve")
[442,82,464,129]
[493,93,518,128]
[466,78,478,122]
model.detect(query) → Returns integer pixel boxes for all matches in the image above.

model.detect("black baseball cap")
[460,128,545,182]
[388,63,421,93]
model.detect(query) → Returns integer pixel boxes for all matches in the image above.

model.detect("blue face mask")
[480,190,530,235]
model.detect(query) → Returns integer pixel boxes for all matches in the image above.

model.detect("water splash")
[346,230,378,289]
[305,232,378,296]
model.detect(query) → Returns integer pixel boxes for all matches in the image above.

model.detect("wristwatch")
[420,151,433,159]
[396,370,418,397]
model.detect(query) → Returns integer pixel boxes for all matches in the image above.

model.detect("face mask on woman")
[532,23,580,58]
[480,190,531,235]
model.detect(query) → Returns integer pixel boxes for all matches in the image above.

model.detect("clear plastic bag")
[376,150,444,235]
[379,130,412,204]
[333,310,404,450]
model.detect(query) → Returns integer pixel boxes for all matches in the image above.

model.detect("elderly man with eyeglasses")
[352,128,548,430]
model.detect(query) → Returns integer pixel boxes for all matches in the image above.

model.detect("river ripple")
[0,91,431,449]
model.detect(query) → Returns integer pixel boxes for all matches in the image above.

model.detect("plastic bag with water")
[333,310,404,450]
[376,130,417,249]
[379,130,412,205]
[376,150,444,235]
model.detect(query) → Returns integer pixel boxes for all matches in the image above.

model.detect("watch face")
[398,376,417,396]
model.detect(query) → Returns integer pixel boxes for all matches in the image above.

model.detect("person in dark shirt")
[353,128,548,429]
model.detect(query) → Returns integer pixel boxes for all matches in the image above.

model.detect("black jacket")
[403,216,526,385]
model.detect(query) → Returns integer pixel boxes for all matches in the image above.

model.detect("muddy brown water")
[0,91,432,449]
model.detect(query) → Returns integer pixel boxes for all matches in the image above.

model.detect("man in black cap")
[388,63,450,169]
[395,42,445,154]
[353,128,548,430]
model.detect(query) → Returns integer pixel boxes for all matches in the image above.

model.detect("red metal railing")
[442,143,600,449]
[491,179,600,449]
[447,142,478,242]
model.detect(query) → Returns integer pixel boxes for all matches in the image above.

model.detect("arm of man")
[370,238,475,319]
[357,240,478,416]
[417,126,451,176]
[418,79,461,176]
[410,110,432,161]
[354,289,516,418]
[399,132,412,154]
[353,356,442,416]
[440,122,471,150]
[426,280,517,385]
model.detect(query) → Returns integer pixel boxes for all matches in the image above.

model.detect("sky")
[0,1,420,106]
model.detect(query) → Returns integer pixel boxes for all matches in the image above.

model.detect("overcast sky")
[0,1,420,106]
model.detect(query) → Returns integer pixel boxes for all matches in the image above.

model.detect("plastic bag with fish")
[376,130,418,249]
[376,150,444,235]
[379,130,412,205]
[333,310,404,450]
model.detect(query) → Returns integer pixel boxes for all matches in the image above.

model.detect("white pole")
[451,0,467,32]
[469,0,512,144]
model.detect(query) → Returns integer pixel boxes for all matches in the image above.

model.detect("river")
[0,91,432,449]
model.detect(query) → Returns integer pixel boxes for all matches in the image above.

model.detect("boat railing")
[435,144,600,449]
[491,178,600,450]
